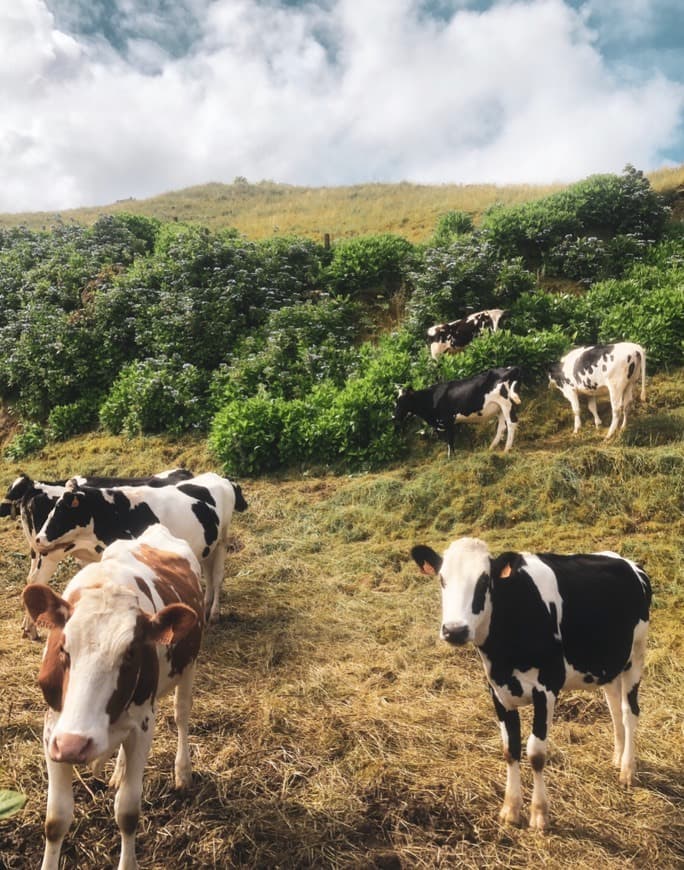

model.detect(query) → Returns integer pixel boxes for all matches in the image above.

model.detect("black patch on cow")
[531,688,548,741]
[178,483,216,506]
[628,361,635,379]
[536,553,651,684]
[548,602,559,636]
[490,688,521,762]
[573,344,614,382]
[190,500,219,552]
[472,572,490,614]
[583,674,594,684]
[627,681,640,716]
[232,483,248,512]
[500,384,508,399]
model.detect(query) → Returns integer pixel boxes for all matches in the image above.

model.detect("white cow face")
[412,537,492,646]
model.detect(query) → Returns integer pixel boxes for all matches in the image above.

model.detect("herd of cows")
[1,309,654,868]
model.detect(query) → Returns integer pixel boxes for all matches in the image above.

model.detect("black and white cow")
[411,536,651,829]
[23,524,204,870]
[393,366,522,456]
[427,309,507,360]
[548,342,646,439]
[1,469,193,639]
[34,472,247,626]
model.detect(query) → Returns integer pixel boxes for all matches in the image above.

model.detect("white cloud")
[0,0,682,211]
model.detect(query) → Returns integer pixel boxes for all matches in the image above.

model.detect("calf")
[35,472,248,625]
[1,469,193,639]
[427,309,506,360]
[393,366,521,456]
[23,524,203,870]
[411,536,651,829]
[548,342,646,438]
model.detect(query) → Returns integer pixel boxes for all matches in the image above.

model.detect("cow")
[23,524,204,870]
[411,536,651,830]
[393,366,522,456]
[427,309,507,360]
[1,469,194,639]
[34,472,248,626]
[548,342,646,439]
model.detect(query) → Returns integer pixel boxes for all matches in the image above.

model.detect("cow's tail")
[232,483,248,512]
[505,366,522,404]
[509,380,521,405]
[639,347,646,402]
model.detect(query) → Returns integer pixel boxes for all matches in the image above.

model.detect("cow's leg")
[619,624,647,786]
[114,725,154,870]
[565,390,582,433]
[203,547,225,624]
[488,409,507,450]
[41,721,74,870]
[605,383,624,439]
[587,396,602,428]
[174,662,196,788]
[108,745,126,789]
[603,677,625,767]
[491,689,522,824]
[621,382,635,430]
[527,688,555,830]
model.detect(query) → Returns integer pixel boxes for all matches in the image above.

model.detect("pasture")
[0,372,682,869]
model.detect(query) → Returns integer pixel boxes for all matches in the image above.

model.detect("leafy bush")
[324,234,419,298]
[433,210,474,245]
[4,423,45,459]
[209,395,284,475]
[46,394,102,441]
[100,358,208,436]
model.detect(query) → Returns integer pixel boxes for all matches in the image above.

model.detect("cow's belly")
[455,402,499,423]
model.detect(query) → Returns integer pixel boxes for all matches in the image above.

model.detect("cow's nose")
[441,623,469,645]
[51,733,94,764]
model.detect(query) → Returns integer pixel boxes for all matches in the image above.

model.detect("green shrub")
[324,234,419,298]
[99,358,208,436]
[433,210,474,245]
[46,394,102,441]
[4,423,45,459]
[209,395,284,475]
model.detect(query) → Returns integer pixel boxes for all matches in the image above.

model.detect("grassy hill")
[0,370,682,868]
[2,163,683,242]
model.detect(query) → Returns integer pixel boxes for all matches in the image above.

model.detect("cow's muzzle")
[51,733,95,765]
[441,622,470,645]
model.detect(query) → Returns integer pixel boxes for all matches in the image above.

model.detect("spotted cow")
[411,536,651,829]
[548,342,646,438]
[393,366,522,456]
[427,309,507,360]
[35,472,248,626]
[1,469,194,639]
[23,524,204,870]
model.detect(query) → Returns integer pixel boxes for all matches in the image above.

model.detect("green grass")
[0,371,682,867]
[1,163,682,243]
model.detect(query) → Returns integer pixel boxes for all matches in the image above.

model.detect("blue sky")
[1,0,682,212]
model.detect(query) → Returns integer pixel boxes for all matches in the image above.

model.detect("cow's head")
[0,474,33,518]
[23,582,197,765]
[392,386,415,424]
[411,537,493,646]
[35,481,93,550]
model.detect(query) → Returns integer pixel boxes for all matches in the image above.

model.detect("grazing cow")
[393,366,522,456]
[548,342,646,439]
[427,309,506,360]
[1,469,194,639]
[411,536,651,830]
[35,472,248,625]
[23,524,203,870]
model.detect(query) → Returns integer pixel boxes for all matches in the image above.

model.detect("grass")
[0,371,682,868]
[1,163,682,243]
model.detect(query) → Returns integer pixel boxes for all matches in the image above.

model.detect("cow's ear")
[411,545,443,576]
[490,552,524,581]
[146,604,198,646]
[23,584,71,629]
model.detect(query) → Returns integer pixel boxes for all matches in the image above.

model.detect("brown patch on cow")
[106,616,155,724]
[134,576,156,609]
[132,639,160,708]
[530,754,546,772]
[38,629,68,712]
[45,818,65,842]
[119,812,139,836]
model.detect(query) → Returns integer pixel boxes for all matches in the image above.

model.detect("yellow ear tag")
[421,561,437,576]
[500,563,512,578]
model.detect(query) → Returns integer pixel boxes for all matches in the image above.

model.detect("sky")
[1,0,683,213]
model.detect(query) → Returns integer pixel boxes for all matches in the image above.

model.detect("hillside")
[0,370,682,868]
[1,163,683,242]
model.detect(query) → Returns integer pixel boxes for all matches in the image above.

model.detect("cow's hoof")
[529,807,549,831]
[619,768,634,787]
[499,802,521,826]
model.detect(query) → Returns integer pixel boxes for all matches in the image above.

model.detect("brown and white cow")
[427,309,506,360]
[548,342,646,439]
[23,524,204,870]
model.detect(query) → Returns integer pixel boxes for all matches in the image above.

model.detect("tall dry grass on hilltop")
[0,372,682,868]
[2,163,682,242]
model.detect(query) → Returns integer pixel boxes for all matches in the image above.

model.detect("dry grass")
[0,372,682,868]
[1,163,682,243]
